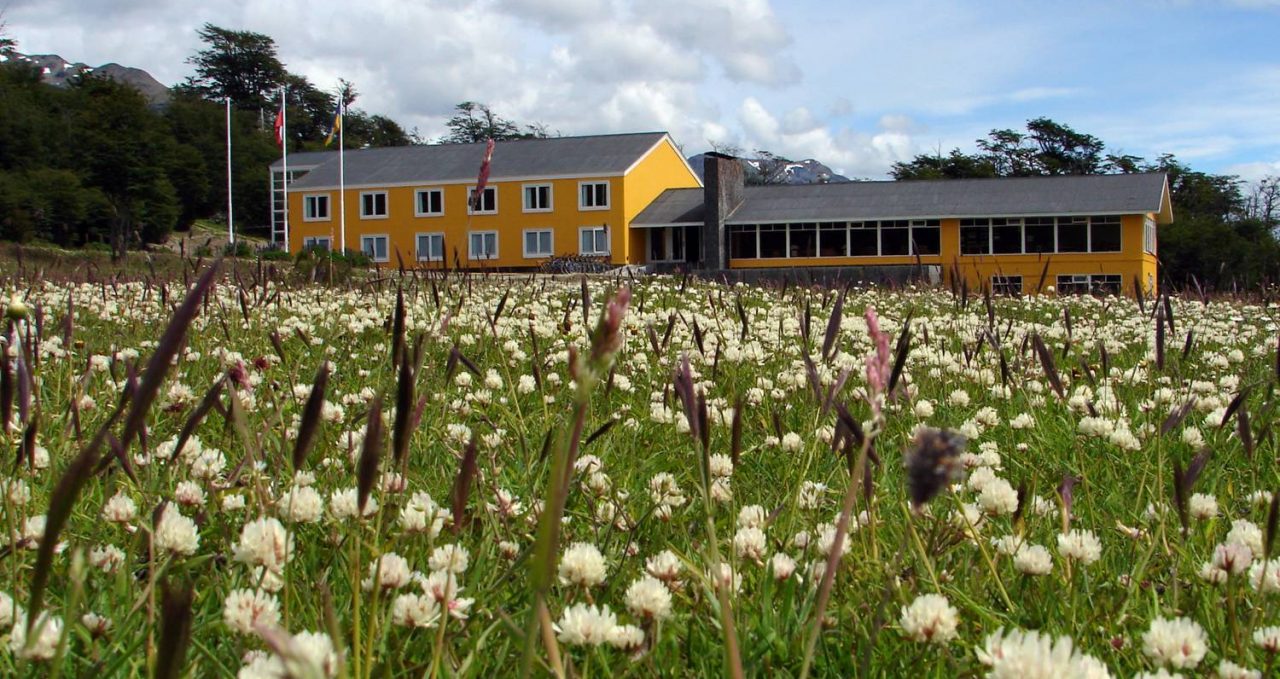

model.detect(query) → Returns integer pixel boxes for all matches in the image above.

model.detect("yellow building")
[273,140,1172,296]
[279,132,700,267]
[633,154,1173,296]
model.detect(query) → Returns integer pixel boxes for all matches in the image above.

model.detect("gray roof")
[633,173,1172,225]
[271,151,337,170]
[284,133,670,190]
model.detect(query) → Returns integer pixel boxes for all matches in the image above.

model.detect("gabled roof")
[284,132,673,190]
[270,151,336,171]
[633,173,1174,226]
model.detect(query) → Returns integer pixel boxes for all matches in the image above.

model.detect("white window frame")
[1143,215,1157,255]
[302,194,330,222]
[578,181,610,211]
[414,188,444,217]
[522,183,553,213]
[522,229,554,259]
[468,231,499,260]
[991,275,1023,295]
[467,186,498,215]
[415,232,444,262]
[302,236,331,252]
[360,234,390,262]
[579,226,610,256]
[359,191,388,219]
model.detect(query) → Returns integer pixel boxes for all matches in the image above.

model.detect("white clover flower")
[363,552,412,591]
[708,453,734,478]
[81,612,112,637]
[400,492,446,538]
[1012,544,1052,576]
[559,542,607,588]
[174,480,205,507]
[222,494,247,512]
[1226,519,1264,558]
[233,517,293,573]
[223,589,281,635]
[1188,493,1219,521]
[1142,616,1207,669]
[608,624,645,653]
[420,570,474,620]
[1249,558,1280,593]
[769,552,798,581]
[9,611,62,660]
[977,628,1109,677]
[278,486,325,524]
[646,550,683,584]
[428,544,470,575]
[1212,542,1253,576]
[0,591,22,629]
[1216,659,1261,679]
[797,481,827,510]
[978,478,1019,516]
[102,491,138,524]
[330,487,377,520]
[899,593,959,644]
[89,544,126,573]
[625,576,673,621]
[556,603,616,646]
[1056,529,1102,565]
[1254,625,1280,654]
[738,505,767,529]
[781,432,803,452]
[914,400,935,418]
[392,592,441,629]
[154,505,199,556]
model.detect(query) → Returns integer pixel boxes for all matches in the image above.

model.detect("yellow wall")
[287,136,700,268]
[729,214,1158,297]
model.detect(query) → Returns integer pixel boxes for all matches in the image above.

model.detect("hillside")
[687,152,852,185]
[1,51,171,104]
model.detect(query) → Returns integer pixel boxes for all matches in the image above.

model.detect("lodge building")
[271,134,1173,296]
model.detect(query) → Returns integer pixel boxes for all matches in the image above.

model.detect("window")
[360,192,388,219]
[1144,215,1157,255]
[1090,216,1122,252]
[468,231,498,260]
[879,220,910,256]
[302,236,331,252]
[1024,217,1055,253]
[910,220,941,255]
[1057,274,1122,295]
[415,189,443,217]
[1057,217,1088,252]
[789,222,817,258]
[759,224,787,258]
[579,181,609,210]
[960,218,990,255]
[991,218,1022,254]
[729,225,758,259]
[303,194,330,221]
[818,222,847,257]
[523,184,552,212]
[467,187,497,214]
[580,226,609,256]
[523,229,553,258]
[360,235,389,262]
[992,275,1023,295]
[849,222,878,256]
[416,233,443,262]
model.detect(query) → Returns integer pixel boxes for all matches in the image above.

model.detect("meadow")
[1,260,1278,678]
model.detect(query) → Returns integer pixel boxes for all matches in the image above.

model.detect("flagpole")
[226,97,234,245]
[339,100,346,255]
[281,87,289,251]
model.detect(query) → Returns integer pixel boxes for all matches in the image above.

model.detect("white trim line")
[622,134,706,188]
[291,172,627,193]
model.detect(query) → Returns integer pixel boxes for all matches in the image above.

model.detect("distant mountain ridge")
[0,51,171,105]
[687,152,851,185]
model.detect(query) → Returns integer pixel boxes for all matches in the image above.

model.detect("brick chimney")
[701,152,744,271]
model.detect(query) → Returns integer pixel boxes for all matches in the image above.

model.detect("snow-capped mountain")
[687,152,852,185]
[1,51,171,105]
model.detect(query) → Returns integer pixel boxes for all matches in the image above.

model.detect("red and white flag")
[273,102,285,147]
[471,138,495,210]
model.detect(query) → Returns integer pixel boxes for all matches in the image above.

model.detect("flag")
[272,102,284,147]
[324,100,343,146]
[471,138,496,210]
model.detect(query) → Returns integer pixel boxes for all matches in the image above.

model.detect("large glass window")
[1024,217,1055,253]
[818,222,846,257]
[960,219,989,255]
[1090,216,1122,252]
[523,184,552,212]
[359,192,387,219]
[416,233,443,261]
[849,222,878,256]
[523,229,553,258]
[1057,217,1088,252]
[879,220,910,255]
[467,187,497,214]
[991,218,1022,254]
[580,227,609,256]
[360,235,389,261]
[992,275,1023,295]
[910,220,940,255]
[729,225,758,259]
[759,225,787,258]
[1144,215,1157,255]
[303,194,330,221]
[789,222,817,258]
[579,182,609,210]
[415,189,443,216]
[468,231,498,259]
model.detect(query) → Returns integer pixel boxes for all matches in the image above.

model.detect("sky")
[4,0,1280,181]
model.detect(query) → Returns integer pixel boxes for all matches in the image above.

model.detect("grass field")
[1,261,1278,678]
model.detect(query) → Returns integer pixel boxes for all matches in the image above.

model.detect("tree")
[892,149,997,180]
[184,24,287,112]
[440,102,547,143]
[746,150,793,186]
[0,14,16,57]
